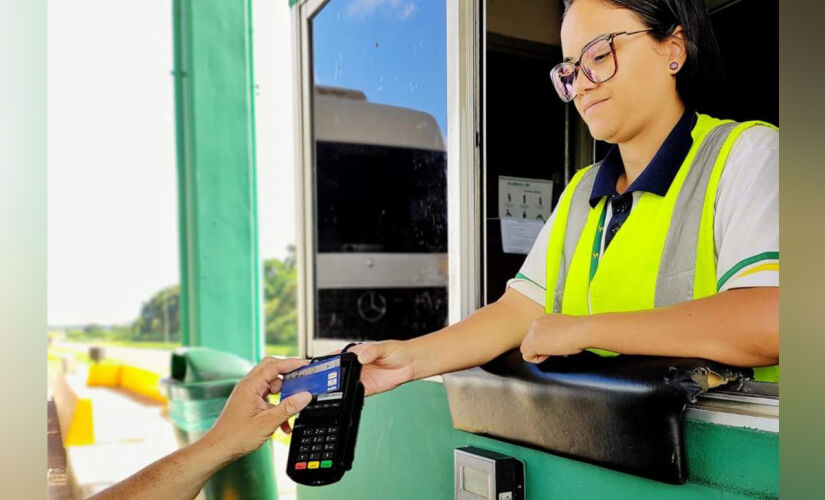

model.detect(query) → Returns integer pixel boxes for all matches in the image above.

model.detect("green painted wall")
[172,0,262,362]
[299,381,777,499]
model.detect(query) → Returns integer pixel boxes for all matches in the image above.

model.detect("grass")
[47,352,63,383]
[58,337,297,356]
[56,333,298,362]
[93,341,299,357]
[48,344,125,365]
[94,340,181,350]
[265,344,299,357]
[62,338,182,350]
[97,341,299,357]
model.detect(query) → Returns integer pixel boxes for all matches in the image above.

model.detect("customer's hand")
[203,357,313,462]
[345,341,416,396]
[90,357,313,500]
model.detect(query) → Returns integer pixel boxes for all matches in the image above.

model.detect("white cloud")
[48,0,180,326]
[398,2,418,19]
[345,0,418,20]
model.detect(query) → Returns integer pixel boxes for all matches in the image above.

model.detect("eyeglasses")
[549,28,653,103]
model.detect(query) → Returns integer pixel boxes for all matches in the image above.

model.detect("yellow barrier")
[119,365,167,404]
[269,393,294,445]
[51,363,167,447]
[86,363,122,387]
[53,373,95,446]
[271,415,297,446]
[86,363,167,404]
[65,398,95,446]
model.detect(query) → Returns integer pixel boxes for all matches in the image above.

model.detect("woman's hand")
[520,314,592,363]
[346,340,417,396]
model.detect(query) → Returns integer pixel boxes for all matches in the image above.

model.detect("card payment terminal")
[283,352,365,486]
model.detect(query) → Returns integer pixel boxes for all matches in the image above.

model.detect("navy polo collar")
[589,108,698,207]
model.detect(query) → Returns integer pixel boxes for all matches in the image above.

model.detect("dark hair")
[562,0,724,111]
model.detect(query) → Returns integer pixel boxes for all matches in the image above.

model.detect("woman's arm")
[520,287,778,366]
[410,287,545,378]
[350,287,544,395]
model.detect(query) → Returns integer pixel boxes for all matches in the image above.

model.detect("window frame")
[292,0,481,358]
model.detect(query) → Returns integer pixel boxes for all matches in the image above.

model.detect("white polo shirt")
[507,124,779,307]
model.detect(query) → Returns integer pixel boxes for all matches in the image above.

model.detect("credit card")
[280,357,341,399]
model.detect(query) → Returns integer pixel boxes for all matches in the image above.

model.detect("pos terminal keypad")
[293,422,340,469]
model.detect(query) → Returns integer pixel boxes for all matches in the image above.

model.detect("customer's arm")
[90,357,313,500]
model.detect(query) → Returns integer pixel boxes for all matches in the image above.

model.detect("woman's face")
[561,0,679,143]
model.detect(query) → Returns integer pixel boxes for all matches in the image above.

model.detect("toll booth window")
[309,0,449,342]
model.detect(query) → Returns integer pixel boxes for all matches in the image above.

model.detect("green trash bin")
[161,347,278,500]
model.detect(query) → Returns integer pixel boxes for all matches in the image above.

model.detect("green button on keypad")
[320,460,333,469]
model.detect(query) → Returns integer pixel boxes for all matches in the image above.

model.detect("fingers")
[520,339,541,364]
[280,420,293,435]
[255,357,309,386]
[257,391,313,431]
[269,377,283,396]
[520,339,548,363]
[243,358,308,398]
[521,351,540,363]
[523,354,548,364]
[351,343,381,365]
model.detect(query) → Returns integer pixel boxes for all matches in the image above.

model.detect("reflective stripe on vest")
[544,113,779,382]
[551,166,599,314]
[656,122,738,304]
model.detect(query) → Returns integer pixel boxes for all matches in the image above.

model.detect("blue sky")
[312,0,447,136]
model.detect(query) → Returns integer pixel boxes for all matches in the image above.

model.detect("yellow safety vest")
[544,112,779,382]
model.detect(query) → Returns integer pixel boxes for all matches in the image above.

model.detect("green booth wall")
[299,380,778,500]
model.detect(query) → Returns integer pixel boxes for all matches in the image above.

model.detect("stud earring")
[669,62,679,71]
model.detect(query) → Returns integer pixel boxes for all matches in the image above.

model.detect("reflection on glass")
[310,0,448,341]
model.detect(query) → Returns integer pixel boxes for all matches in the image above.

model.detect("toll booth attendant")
[349,0,779,393]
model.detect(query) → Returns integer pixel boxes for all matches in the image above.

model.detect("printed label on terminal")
[317,391,343,401]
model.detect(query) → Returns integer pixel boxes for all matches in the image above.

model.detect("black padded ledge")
[442,350,752,484]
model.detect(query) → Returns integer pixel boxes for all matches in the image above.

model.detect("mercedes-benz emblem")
[357,291,387,323]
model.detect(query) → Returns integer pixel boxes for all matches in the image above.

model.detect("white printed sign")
[498,176,553,254]
[498,176,554,221]
[501,219,545,255]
